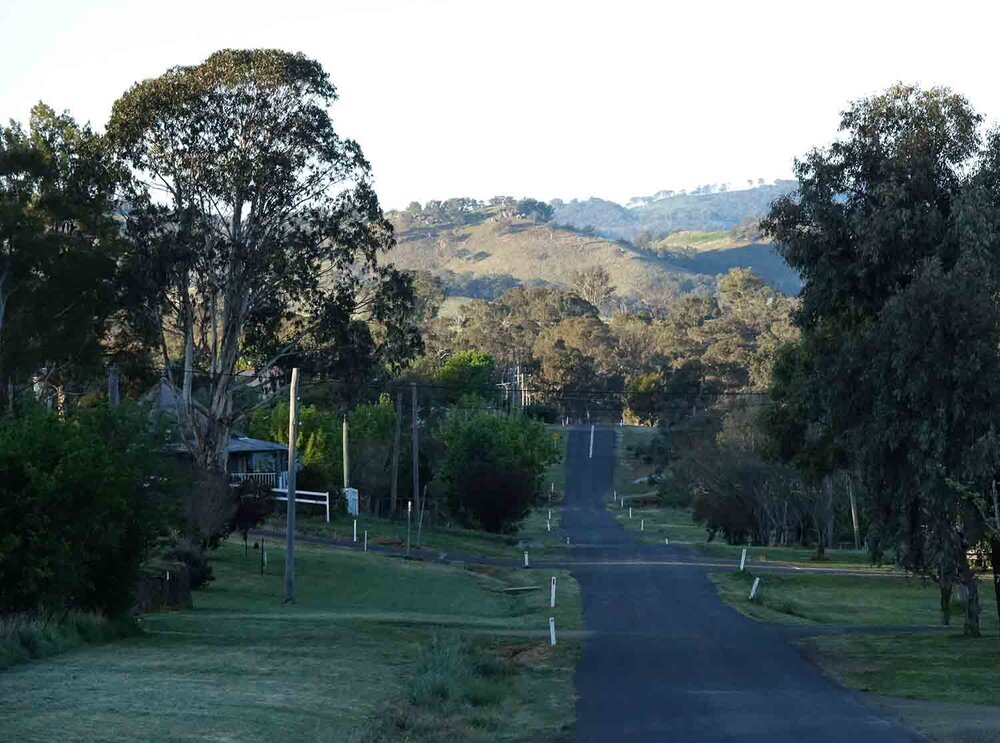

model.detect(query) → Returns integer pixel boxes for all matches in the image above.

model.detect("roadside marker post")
[749,577,761,601]
[548,508,552,521]
[739,548,747,572]
[406,501,412,556]
[524,550,530,568]
[640,518,644,532]
[665,537,669,545]
[629,507,633,519]
[566,536,570,546]
[589,424,595,459]
[547,520,551,532]
[550,576,557,608]
[363,530,368,552]
[353,519,357,543]
[549,617,557,646]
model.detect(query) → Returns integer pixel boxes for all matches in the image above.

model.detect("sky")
[2,0,999,209]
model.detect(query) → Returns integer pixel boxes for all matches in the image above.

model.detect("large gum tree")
[109,49,418,472]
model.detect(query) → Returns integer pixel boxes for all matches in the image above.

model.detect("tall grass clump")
[0,612,138,670]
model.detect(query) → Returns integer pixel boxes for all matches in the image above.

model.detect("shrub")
[167,538,215,589]
[231,481,276,553]
[0,404,179,618]
[434,409,560,532]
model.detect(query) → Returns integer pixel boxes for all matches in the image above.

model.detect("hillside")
[648,229,801,295]
[386,190,802,304]
[551,181,797,241]
[388,207,715,302]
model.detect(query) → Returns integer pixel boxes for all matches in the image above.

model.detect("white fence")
[230,472,289,489]
[271,488,332,522]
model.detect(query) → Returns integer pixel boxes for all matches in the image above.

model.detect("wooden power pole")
[342,414,350,489]
[390,391,402,517]
[107,365,120,407]
[283,368,300,604]
[411,382,420,514]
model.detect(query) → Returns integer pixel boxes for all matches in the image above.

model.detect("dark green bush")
[434,408,560,532]
[167,538,215,589]
[0,405,180,618]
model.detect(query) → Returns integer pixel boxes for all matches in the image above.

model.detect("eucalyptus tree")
[762,84,998,634]
[0,103,123,409]
[108,49,419,471]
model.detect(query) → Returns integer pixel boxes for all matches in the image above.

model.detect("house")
[144,378,289,488]
[227,435,289,489]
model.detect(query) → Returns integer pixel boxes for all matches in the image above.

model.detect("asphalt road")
[564,426,921,743]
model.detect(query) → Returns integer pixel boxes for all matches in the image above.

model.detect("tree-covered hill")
[551,181,798,241]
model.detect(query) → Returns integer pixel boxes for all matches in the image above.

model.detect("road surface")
[564,427,920,742]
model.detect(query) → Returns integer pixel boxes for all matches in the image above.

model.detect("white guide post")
[406,500,412,556]
[749,577,761,601]
[565,536,570,545]
[524,550,530,568]
[547,520,551,532]
[739,547,747,572]
[363,530,368,552]
[640,518,644,532]
[549,617,557,646]
[665,537,669,545]
[550,576,557,608]
[589,424,595,459]
[629,507,633,520]
[353,518,358,543]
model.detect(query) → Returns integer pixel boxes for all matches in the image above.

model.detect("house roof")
[228,436,287,454]
[143,379,287,455]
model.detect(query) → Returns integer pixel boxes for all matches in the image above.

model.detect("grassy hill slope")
[389,211,712,300]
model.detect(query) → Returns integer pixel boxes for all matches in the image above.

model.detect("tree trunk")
[938,574,952,626]
[991,538,1000,639]
[958,555,982,638]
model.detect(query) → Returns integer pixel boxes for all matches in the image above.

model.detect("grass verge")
[711,571,998,630]
[612,426,659,498]
[800,632,1000,706]
[713,570,1000,708]
[0,540,581,742]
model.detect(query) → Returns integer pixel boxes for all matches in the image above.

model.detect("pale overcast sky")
[1,0,998,208]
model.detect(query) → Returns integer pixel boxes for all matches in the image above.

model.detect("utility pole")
[411,382,420,514]
[390,391,402,517]
[107,364,120,407]
[342,414,350,489]
[283,368,300,604]
[847,474,860,550]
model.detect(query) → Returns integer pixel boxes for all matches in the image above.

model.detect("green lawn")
[801,632,1000,706]
[281,512,529,559]
[0,540,581,742]
[609,504,706,544]
[712,571,997,629]
[712,570,1000,706]
[696,541,876,568]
